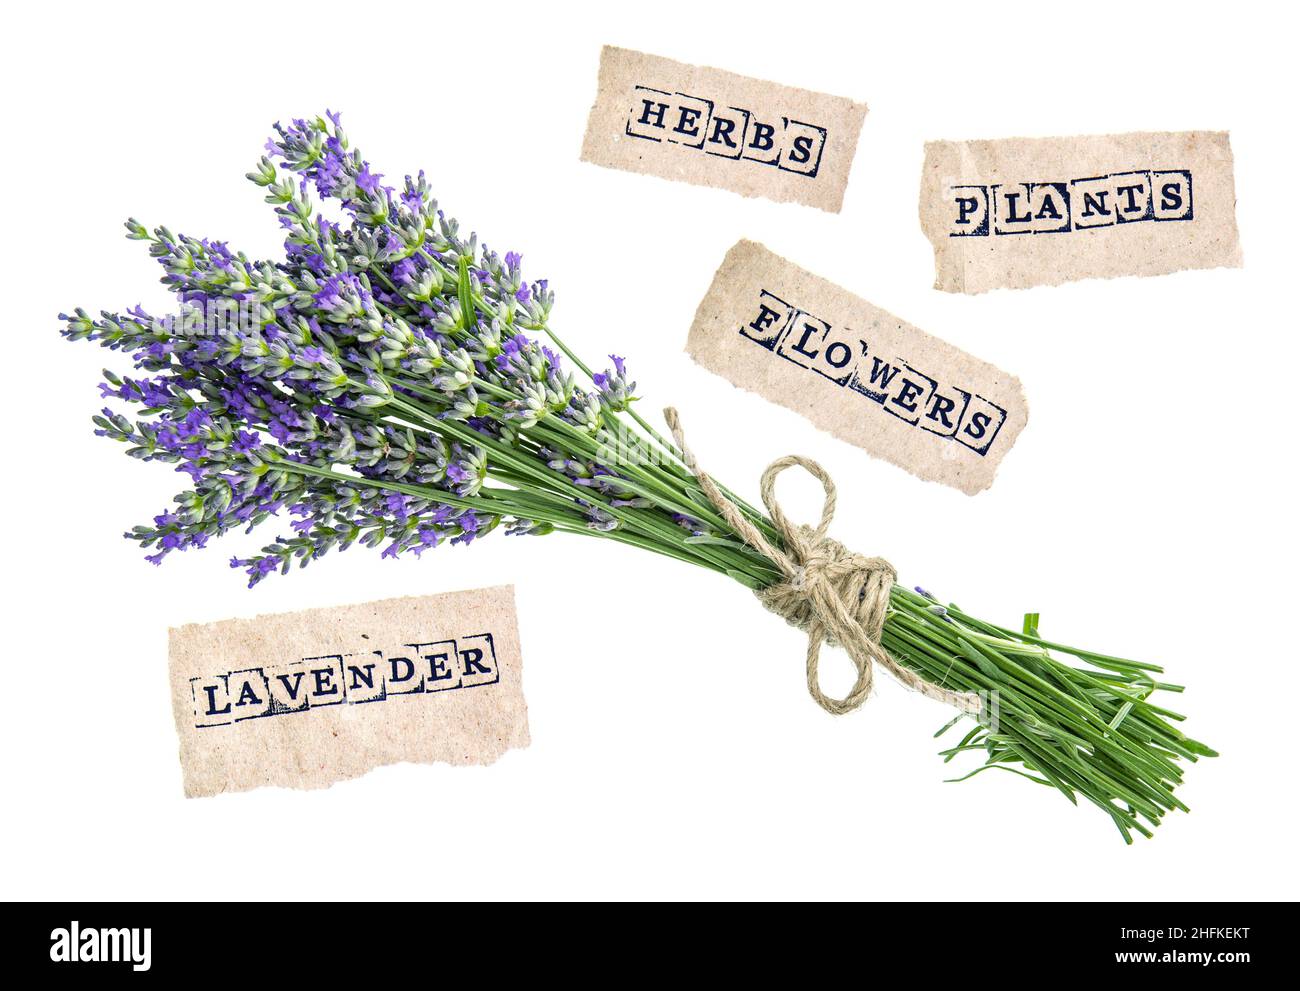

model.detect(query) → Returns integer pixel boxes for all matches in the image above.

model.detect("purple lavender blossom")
[60,111,645,586]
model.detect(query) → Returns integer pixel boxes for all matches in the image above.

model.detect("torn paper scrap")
[919,130,1242,293]
[169,586,529,797]
[580,45,867,213]
[685,240,1028,494]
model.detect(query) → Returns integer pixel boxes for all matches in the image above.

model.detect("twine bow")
[664,408,981,717]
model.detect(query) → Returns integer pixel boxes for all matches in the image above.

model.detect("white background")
[2,0,1296,901]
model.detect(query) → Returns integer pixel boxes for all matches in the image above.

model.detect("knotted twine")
[664,408,981,717]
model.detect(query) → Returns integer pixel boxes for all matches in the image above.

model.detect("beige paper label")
[169,586,529,797]
[686,241,1027,494]
[920,130,1242,293]
[580,45,867,213]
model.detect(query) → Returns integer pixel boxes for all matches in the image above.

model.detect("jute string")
[664,408,981,717]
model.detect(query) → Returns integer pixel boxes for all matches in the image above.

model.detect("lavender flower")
[62,112,650,586]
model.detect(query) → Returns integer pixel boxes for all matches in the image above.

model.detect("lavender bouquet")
[62,113,1214,840]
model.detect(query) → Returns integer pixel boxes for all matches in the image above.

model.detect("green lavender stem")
[265,264,1219,842]
[327,315,1218,843]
